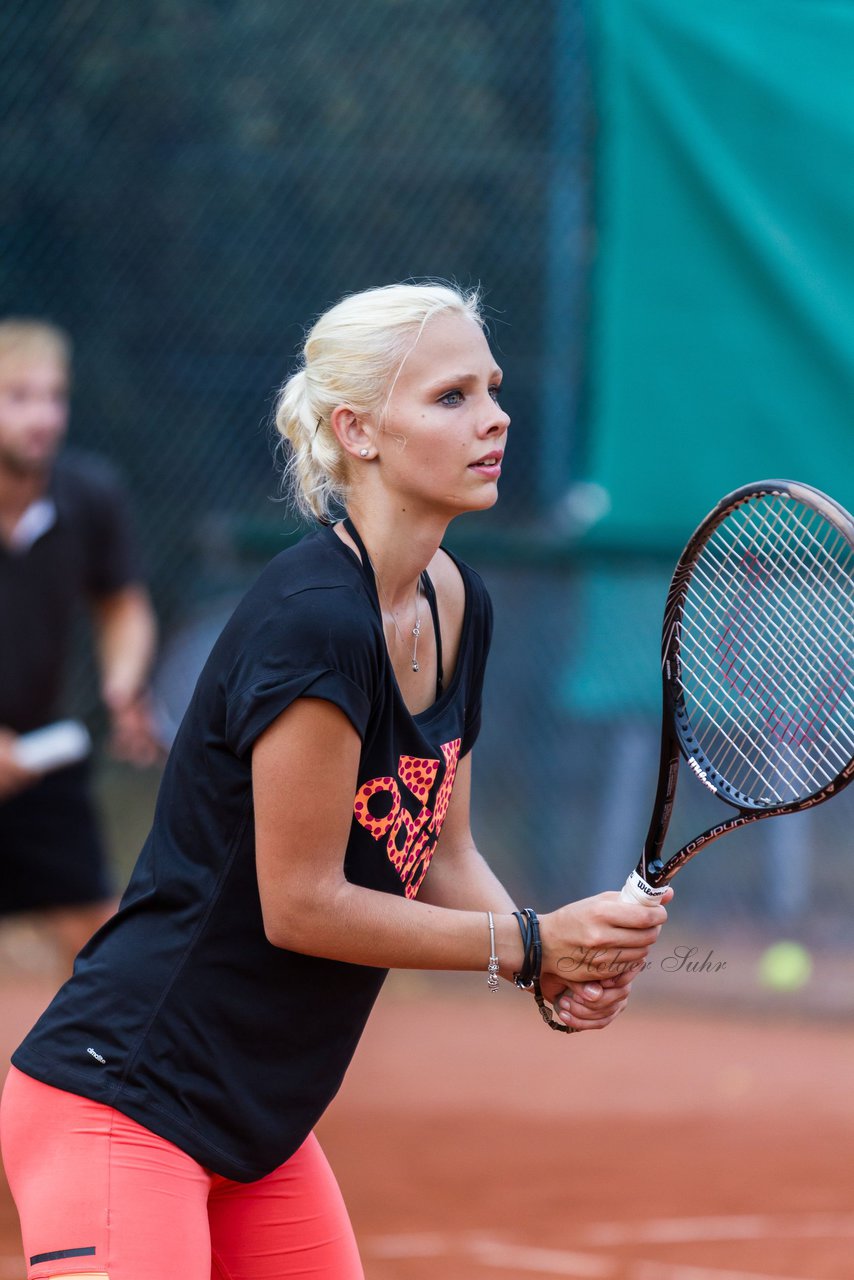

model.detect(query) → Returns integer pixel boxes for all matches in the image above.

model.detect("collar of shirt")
[8,496,58,553]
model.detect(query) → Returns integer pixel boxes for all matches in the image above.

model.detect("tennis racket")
[536,479,854,1033]
[620,478,854,905]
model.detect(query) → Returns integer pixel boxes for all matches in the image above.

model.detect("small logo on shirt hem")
[86,1047,107,1064]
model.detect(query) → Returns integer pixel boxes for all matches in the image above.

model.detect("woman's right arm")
[252,697,669,982]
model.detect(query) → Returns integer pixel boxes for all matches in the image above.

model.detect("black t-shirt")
[14,525,493,1181]
[0,450,142,733]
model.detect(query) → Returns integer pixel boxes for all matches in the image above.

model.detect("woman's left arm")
[418,753,636,1032]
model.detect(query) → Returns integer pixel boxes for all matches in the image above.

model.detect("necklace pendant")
[412,660,419,672]
[412,619,421,639]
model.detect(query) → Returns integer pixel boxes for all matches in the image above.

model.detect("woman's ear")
[329,405,376,461]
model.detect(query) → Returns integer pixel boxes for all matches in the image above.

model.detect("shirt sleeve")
[78,457,145,595]
[223,585,380,758]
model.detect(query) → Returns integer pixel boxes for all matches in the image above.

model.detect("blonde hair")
[0,318,71,368]
[275,281,484,522]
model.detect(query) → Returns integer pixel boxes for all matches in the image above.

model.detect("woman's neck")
[340,503,448,606]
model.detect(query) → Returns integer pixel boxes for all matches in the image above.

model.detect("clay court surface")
[1,948,852,1280]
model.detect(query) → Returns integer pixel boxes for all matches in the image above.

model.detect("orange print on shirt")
[352,738,461,898]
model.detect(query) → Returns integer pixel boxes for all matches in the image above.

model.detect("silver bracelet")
[486,911,500,992]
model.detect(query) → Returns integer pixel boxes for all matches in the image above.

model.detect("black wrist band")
[513,907,545,989]
[519,907,576,1034]
[523,908,543,984]
[512,909,534,987]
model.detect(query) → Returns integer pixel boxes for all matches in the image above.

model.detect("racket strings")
[703,500,853,679]
[735,501,854,678]
[685,554,845,742]
[677,630,834,800]
[734,501,854,766]
[687,516,854,795]
[688,513,854,752]
[678,645,845,802]
[675,493,854,804]
[699,499,854,689]
[684,509,854,798]
[712,499,854,737]
[682,567,852,797]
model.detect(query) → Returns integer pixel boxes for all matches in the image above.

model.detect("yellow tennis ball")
[758,941,813,991]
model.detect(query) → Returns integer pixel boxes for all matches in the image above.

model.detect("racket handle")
[621,870,669,905]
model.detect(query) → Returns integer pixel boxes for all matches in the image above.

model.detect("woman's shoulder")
[432,546,492,620]
[248,527,373,609]
[220,530,381,662]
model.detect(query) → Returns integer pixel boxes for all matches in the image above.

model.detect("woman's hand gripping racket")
[621,478,854,906]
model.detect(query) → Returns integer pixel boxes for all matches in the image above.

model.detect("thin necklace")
[376,572,423,673]
[356,532,424,673]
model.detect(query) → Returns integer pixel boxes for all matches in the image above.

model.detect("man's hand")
[95,584,160,766]
[0,728,40,801]
[104,690,164,768]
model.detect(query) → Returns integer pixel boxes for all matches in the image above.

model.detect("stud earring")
[359,448,369,457]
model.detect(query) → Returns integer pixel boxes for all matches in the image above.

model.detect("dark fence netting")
[4,0,852,997]
[2,0,587,590]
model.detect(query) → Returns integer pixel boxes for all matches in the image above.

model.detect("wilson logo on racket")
[687,755,717,794]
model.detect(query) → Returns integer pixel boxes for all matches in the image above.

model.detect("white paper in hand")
[13,720,92,772]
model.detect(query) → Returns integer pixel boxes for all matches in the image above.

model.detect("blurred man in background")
[0,319,159,975]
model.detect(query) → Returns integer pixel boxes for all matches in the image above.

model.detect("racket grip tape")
[621,870,669,905]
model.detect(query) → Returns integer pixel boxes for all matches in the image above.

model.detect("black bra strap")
[419,571,444,700]
[342,516,444,699]
[341,517,378,602]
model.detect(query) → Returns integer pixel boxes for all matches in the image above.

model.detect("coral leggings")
[0,1067,364,1279]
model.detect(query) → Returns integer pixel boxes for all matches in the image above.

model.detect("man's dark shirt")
[0,450,141,734]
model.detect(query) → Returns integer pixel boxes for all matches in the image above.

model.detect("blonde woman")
[1,283,670,1280]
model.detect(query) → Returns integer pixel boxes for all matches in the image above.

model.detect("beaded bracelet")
[486,911,500,992]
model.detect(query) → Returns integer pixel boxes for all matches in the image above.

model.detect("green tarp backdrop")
[582,0,854,551]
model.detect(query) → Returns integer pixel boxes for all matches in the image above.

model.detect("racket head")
[641,479,854,885]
